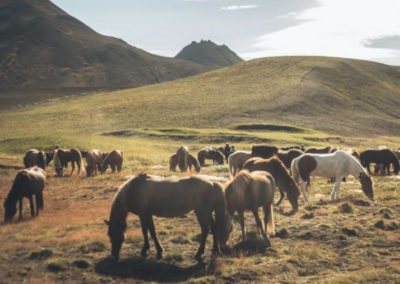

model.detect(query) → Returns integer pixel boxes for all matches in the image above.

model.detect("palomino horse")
[222,171,275,246]
[197,147,224,166]
[101,150,123,174]
[228,150,252,176]
[291,150,374,202]
[53,148,83,177]
[243,157,301,211]
[169,153,201,172]
[104,174,232,261]
[85,149,103,177]
[23,149,46,170]
[4,167,45,223]
[360,149,399,175]
[276,149,303,169]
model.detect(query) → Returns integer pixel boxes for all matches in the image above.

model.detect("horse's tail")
[392,153,399,174]
[265,198,275,236]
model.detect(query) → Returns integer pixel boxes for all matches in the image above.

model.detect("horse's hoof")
[194,254,203,262]
[141,250,148,258]
[156,252,163,260]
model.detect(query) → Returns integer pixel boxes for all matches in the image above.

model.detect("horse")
[222,171,275,246]
[170,153,201,172]
[243,157,301,211]
[360,149,399,175]
[104,174,232,261]
[176,146,189,172]
[218,144,236,162]
[101,150,123,174]
[53,148,83,177]
[276,149,304,169]
[197,147,224,166]
[23,149,46,170]
[251,145,279,159]
[281,145,305,151]
[291,150,374,203]
[85,149,103,177]
[228,150,252,176]
[305,146,334,154]
[4,167,45,223]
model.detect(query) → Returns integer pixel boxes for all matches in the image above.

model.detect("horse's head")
[218,211,233,248]
[55,166,63,177]
[360,173,374,201]
[105,219,125,260]
[3,200,17,223]
[286,178,300,211]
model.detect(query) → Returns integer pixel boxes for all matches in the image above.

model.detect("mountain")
[2,56,400,137]
[175,40,243,69]
[0,0,207,90]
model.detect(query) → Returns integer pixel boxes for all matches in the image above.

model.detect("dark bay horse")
[197,147,224,166]
[4,167,45,223]
[104,174,232,261]
[176,146,189,172]
[251,145,279,159]
[277,149,304,169]
[222,171,275,246]
[243,157,301,211]
[218,144,235,162]
[360,149,399,175]
[53,148,83,177]
[23,149,46,170]
[169,153,201,172]
[101,150,123,174]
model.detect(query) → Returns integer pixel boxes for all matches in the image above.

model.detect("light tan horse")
[243,157,301,211]
[228,150,252,176]
[222,171,275,247]
[104,174,232,261]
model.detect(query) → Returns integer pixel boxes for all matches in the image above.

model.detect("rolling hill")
[175,40,243,69]
[1,56,400,138]
[0,0,207,90]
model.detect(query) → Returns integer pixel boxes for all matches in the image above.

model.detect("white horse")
[228,150,252,176]
[291,150,374,202]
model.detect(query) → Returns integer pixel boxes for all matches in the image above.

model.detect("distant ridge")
[175,40,243,69]
[0,0,207,90]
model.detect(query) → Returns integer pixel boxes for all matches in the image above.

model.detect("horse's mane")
[345,151,368,175]
[225,170,252,194]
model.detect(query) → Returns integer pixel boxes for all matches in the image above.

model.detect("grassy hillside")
[1,56,400,140]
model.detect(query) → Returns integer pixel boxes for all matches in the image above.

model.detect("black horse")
[360,149,399,175]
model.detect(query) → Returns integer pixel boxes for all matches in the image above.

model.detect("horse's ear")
[104,220,110,226]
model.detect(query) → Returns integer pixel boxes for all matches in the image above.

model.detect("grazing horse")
[360,149,399,175]
[170,153,201,172]
[53,148,83,177]
[291,150,374,202]
[305,146,333,154]
[243,157,301,211]
[104,174,232,261]
[176,146,189,172]
[281,145,305,151]
[222,171,275,246]
[276,149,304,169]
[228,150,252,176]
[4,167,45,223]
[23,149,46,170]
[251,145,279,159]
[197,147,224,166]
[218,144,236,162]
[101,150,123,174]
[85,149,103,177]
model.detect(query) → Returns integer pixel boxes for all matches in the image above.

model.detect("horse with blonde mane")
[4,167,45,223]
[53,148,83,177]
[222,171,275,247]
[243,157,301,211]
[291,150,374,202]
[228,150,252,176]
[104,174,232,261]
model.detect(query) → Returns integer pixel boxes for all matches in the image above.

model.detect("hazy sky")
[52,0,400,65]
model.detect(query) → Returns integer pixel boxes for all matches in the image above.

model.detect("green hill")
[1,56,400,141]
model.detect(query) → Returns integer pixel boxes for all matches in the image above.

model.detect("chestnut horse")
[170,153,200,172]
[53,148,83,177]
[101,150,123,174]
[85,149,103,177]
[104,174,232,261]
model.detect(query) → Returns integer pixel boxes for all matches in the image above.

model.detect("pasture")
[0,129,399,283]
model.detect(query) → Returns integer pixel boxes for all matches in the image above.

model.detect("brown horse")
[218,144,236,162]
[222,171,275,246]
[228,150,252,176]
[101,150,123,174]
[360,149,399,175]
[104,174,232,261]
[305,146,333,154]
[85,149,103,177]
[4,167,45,223]
[276,149,304,169]
[243,157,301,211]
[23,149,46,170]
[170,153,201,172]
[53,148,83,177]
[176,146,189,172]
[251,145,279,159]
[197,147,224,166]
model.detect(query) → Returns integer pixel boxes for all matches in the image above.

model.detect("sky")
[52,0,400,65]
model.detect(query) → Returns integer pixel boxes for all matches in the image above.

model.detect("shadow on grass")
[95,256,206,282]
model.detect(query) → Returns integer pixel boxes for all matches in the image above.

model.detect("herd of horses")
[3,143,400,262]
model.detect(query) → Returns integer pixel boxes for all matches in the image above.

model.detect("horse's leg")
[366,163,371,174]
[19,197,23,220]
[300,181,309,203]
[238,211,247,242]
[35,194,40,216]
[146,215,163,259]
[29,196,35,217]
[330,176,343,200]
[252,208,270,246]
[274,188,285,206]
[70,161,75,176]
[139,216,150,257]
[208,215,220,255]
[194,210,210,261]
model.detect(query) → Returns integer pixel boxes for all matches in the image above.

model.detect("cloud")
[221,5,257,11]
[365,35,400,50]
[242,0,400,64]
